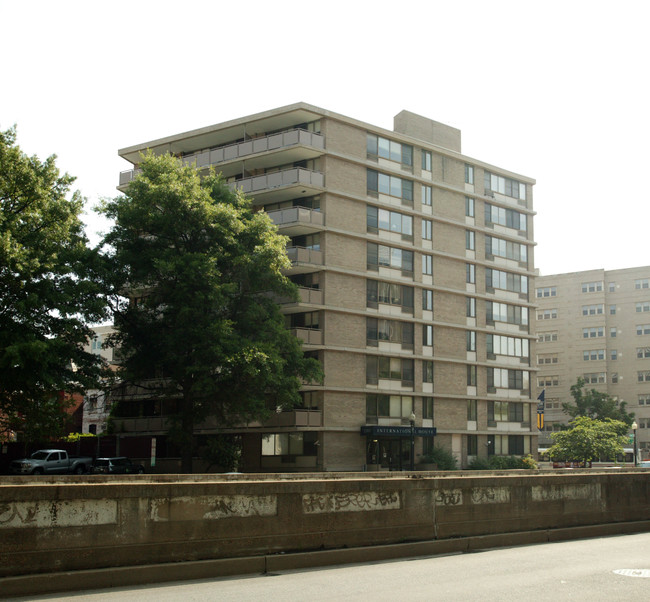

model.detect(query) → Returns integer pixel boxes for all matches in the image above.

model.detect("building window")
[422,289,433,311]
[466,296,476,318]
[609,305,616,315]
[488,401,524,423]
[485,203,527,231]
[637,324,650,335]
[488,368,529,391]
[487,301,529,326]
[584,372,606,384]
[262,432,318,457]
[467,331,476,352]
[467,365,477,386]
[583,349,605,361]
[639,371,650,382]
[422,254,433,276]
[609,282,616,292]
[367,134,413,167]
[611,349,618,360]
[367,206,413,239]
[537,309,557,320]
[537,353,558,365]
[422,185,432,206]
[367,169,414,204]
[465,196,475,217]
[635,279,650,289]
[422,150,432,171]
[423,360,434,383]
[581,281,603,293]
[465,230,475,251]
[422,396,434,419]
[636,301,650,313]
[610,327,617,338]
[583,327,605,338]
[287,311,319,329]
[467,435,478,456]
[582,304,604,316]
[488,334,529,358]
[423,324,433,347]
[485,236,527,263]
[465,164,474,185]
[366,356,414,386]
[367,242,414,274]
[466,263,476,284]
[90,335,103,353]
[422,219,433,241]
[366,318,414,349]
[467,399,477,421]
[366,394,414,419]
[612,372,618,384]
[367,280,414,312]
[538,331,558,342]
[639,394,650,406]
[536,286,557,298]
[486,268,528,294]
[637,347,650,359]
[484,171,526,201]
[538,376,559,387]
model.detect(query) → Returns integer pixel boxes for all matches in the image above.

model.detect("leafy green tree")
[100,153,322,472]
[547,416,628,465]
[562,377,634,427]
[0,126,108,443]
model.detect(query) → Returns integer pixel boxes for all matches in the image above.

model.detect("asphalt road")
[12,532,650,601]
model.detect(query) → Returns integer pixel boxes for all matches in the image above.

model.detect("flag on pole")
[536,389,545,430]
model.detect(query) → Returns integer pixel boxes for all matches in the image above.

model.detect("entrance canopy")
[360,426,437,437]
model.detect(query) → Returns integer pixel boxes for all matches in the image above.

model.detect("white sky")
[2,0,648,276]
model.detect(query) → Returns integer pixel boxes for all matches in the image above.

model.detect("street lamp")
[409,411,416,471]
[631,421,638,466]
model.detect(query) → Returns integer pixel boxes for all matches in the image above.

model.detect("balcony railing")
[286,246,323,266]
[183,129,324,169]
[292,327,323,345]
[267,206,324,235]
[118,129,324,187]
[231,167,324,198]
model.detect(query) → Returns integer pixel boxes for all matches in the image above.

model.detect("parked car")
[92,457,145,474]
[638,460,650,468]
[11,449,93,475]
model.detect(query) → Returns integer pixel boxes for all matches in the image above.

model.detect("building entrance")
[367,437,411,471]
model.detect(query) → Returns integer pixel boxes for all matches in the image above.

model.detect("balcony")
[183,129,324,179]
[267,206,324,236]
[275,286,323,308]
[231,168,324,203]
[118,128,325,187]
[261,409,323,428]
[292,327,323,346]
[285,246,323,274]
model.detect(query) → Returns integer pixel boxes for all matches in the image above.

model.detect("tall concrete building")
[116,103,537,471]
[535,267,650,458]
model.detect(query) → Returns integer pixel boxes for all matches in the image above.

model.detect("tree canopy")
[0,126,108,442]
[562,377,634,426]
[547,416,628,465]
[100,153,322,472]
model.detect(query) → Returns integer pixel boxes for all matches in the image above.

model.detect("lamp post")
[632,421,638,466]
[409,411,416,471]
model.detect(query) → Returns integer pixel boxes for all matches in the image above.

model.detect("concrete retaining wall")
[1,470,649,579]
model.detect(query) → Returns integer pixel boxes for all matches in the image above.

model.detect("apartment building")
[115,103,537,471]
[535,267,650,458]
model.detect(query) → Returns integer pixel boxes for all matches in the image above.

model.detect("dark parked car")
[92,457,145,474]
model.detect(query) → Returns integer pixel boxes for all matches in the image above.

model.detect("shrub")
[421,446,457,470]
[467,457,491,470]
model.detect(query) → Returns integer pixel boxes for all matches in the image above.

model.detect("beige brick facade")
[535,267,650,460]
[117,102,537,470]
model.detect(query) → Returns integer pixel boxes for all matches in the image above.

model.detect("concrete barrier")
[1,470,649,594]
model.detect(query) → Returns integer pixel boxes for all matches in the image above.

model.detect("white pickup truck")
[10,449,94,475]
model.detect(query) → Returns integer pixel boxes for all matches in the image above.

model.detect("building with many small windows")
[114,103,537,471]
[535,267,650,459]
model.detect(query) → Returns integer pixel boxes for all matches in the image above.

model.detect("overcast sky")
[3,0,648,276]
